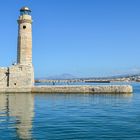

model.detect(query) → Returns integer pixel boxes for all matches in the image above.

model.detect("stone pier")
[31,85,133,94]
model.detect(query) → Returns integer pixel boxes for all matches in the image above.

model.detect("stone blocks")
[32,85,133,94]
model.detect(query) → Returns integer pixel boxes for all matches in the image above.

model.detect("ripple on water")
[0,83,140,139]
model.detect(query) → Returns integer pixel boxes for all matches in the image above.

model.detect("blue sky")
[0,0,140,77]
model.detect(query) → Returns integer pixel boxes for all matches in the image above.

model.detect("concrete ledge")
[31,85,133,94]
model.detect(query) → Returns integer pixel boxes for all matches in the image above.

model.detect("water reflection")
[0,92,133,140]
[0,93,34,140]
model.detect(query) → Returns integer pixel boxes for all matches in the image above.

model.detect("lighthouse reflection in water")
[0,94,34,139]
[1,84,140,139]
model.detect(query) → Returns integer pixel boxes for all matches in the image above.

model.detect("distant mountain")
[37,73,77,80]
[105,73,140,79]
[35,72,140,80]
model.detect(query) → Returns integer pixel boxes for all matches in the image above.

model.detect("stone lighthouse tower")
[0,6,34,91]
[17,7,33,65]
[5,6,34,90]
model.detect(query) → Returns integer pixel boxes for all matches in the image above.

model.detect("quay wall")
[32,85,133,94]
[0,88,32,93]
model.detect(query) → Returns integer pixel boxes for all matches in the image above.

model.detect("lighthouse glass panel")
[20,11,31,16]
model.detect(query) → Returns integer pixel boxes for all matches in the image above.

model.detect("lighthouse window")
[20,11,31,16]
[23,25,26,29]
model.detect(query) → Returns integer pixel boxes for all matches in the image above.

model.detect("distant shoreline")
[35,79,140,84]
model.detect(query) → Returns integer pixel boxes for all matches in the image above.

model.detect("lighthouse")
[17,7,33,65]
[0,6,34,90]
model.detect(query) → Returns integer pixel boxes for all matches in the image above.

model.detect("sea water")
[0,83,140,140]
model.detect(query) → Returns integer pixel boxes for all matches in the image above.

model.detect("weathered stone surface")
[0,9,34,92]
[0,68,8,88]
[31,85,133,94]
[0,64,34,92]
[0,88,32,93]
[17,14,32,65]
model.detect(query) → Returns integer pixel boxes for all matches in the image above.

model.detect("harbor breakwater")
[32,85,133,94]
[0,85,133,93]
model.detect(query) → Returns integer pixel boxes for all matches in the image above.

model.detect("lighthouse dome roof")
[20,6,31,12]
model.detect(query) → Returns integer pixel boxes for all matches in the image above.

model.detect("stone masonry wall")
[0,64,34,92]
[17,15,32,65]
[0,68,8,88]
[32,85,133,93]
[9,65,34,88]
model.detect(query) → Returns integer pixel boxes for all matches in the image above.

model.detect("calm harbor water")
[0,83,140,140]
